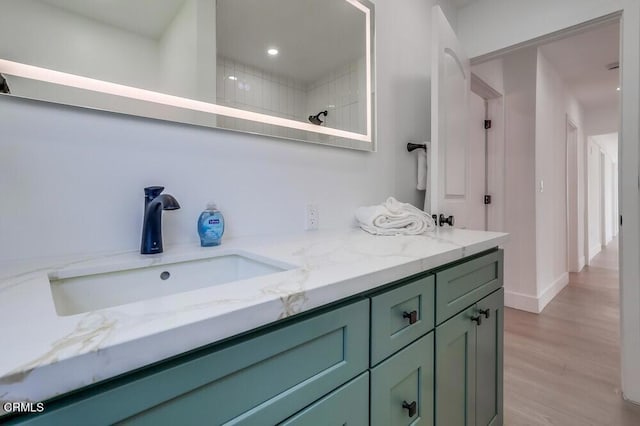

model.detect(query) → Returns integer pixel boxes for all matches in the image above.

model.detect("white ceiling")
[450,0,478,8]
[592,132,618,162]
[39,0,366,85]
[216,0,365,84]
[539,21,620,114]
[39,0,186,39]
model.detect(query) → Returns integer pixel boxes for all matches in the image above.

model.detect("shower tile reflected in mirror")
[0,0,375,150]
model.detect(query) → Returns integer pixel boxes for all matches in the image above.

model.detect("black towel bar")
[407,143,427,152]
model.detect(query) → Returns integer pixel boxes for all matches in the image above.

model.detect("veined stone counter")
[0,228,507,409]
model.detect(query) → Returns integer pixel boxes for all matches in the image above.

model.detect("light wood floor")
[504,237,640,425]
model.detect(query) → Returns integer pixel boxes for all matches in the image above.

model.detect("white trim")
[504,290,539,313]
[538,272,570,312]
[578,255,586,272]
[589,243,602,261]
[505,273,570,314]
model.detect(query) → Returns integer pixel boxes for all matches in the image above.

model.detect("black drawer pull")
[403,310,418,324]
[471,315,482,326]
[402,400,417,417]
[479,308,490,319]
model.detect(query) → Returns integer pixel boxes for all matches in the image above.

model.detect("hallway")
[504,238,640,425]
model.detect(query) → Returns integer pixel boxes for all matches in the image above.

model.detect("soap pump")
[197,203,225,247]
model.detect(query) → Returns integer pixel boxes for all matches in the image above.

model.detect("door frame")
[600,151,607,248]
[566,116,579,272]
[470,72,505,232]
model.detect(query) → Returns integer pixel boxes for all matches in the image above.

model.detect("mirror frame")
[0,0,376,151]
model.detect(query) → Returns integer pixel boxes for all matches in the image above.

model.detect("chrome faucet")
[140,186,180,255]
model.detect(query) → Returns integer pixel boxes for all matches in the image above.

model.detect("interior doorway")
[467,74,504,232]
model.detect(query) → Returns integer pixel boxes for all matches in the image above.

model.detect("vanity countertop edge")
[0,227,508,406]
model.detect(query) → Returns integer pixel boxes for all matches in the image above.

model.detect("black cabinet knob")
[402,400,417,417]
[439,214,455,227]
[479,308,490,319]
[403,310,418,325]
[471,315,482,326]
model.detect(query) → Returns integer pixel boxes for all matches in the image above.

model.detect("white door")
[467,92,487,230]
[427,6,479,229]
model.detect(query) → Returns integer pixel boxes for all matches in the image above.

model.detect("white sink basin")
[49,253,292,316]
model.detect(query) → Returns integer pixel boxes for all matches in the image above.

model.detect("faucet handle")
[144,186,165,199]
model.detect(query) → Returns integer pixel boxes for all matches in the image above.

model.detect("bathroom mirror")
[0,0,375,150]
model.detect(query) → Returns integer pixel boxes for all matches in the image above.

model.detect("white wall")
[306,57,366,134]
[585,104,619,136]
[0,0,161,98]
[0,0,455,265]
[500,47,538,311]
[535,51,585,306]
[457,0,623,59]
[216,56,308,140]
[159,0,198,100]
[0,0,160,89]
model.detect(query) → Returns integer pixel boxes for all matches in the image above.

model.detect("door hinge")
[484,120,492,130]
[484,195,492,205]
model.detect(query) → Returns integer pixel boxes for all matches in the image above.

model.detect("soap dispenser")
[198,203,225,247]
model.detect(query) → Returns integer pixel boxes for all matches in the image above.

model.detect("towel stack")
[355,197,436,236]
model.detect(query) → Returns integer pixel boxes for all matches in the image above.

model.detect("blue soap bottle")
[198,202,225,247]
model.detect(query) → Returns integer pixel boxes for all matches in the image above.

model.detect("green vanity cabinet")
[279,373,370,426]
[7,248,504,426]
[8,300,370,426]
[370,333,434,426]
[435,288,504,426]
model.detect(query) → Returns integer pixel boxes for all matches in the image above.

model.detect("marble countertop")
[0,228,507,407]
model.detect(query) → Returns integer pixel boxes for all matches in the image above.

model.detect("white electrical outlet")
[305,204,319,230]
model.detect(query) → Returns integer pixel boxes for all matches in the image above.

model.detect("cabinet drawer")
[371,274,434,365]
[370,332,434,426]
[12,300,369,426]
[436,250,503,324]
[279,372,369,426]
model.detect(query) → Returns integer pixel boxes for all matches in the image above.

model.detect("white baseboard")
[577,256,586,272]
[504,290,539,313]
[505,272,570,314]
[538,272,570,312]
[589,244,602,260]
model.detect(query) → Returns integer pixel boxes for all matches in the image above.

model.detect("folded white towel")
[355,197,436,236]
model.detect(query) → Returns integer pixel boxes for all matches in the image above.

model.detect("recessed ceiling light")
[228,75,238,81]
[617,87,621,91]
[267,48,279,56]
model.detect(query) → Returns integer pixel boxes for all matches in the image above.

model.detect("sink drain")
[160,271,170,280]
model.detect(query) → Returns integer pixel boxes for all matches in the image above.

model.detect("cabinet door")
[371,333,434,426]
[279,373,369,426]
[476,289,503,426]
[435,306,477,426]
